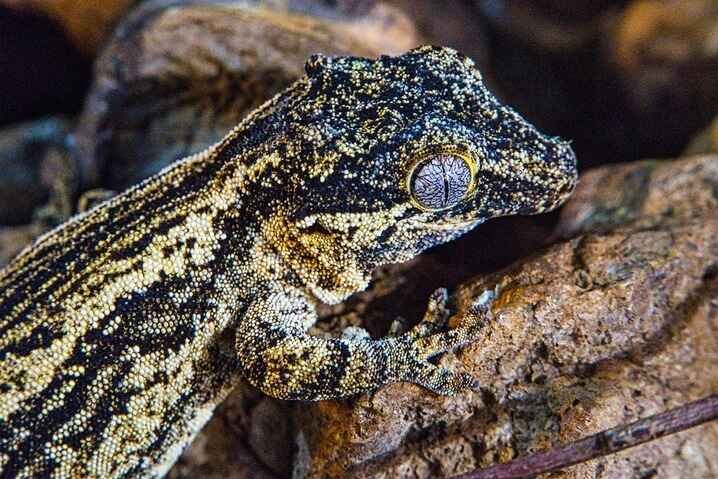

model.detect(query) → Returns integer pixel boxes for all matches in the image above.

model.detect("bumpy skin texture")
[0,47,577,478]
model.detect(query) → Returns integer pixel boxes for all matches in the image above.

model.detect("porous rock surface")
[296,155,718,478]
[1,2,717,475]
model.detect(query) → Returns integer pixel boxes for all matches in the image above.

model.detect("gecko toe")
[407,287,451,339]
[412,362,479,396]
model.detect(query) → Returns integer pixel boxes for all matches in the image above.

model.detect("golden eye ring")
[405,145,479,212]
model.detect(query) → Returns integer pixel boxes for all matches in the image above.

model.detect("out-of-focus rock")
[611,0,718,73]
[453,1,625,171]
[402,0,718,173]
[0,7,92,125]
[75,0,420,189]
[556,157,718,236]
[0,225,42,268]
[0,117,72,225]
[606,0,718,148]
[684,116,718,156]
[390,0,489,73]
[474,0,615,52]
[296,156,718,477]
[167,385,294,479]
[1,0,135,55]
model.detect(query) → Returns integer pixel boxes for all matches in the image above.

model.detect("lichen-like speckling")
[0,46,576,477]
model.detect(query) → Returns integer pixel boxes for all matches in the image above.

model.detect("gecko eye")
[409,153,473,211]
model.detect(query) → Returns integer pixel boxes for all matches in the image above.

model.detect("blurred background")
[2,0,718,325]
[0,0,716,278]
[2,2,718,477]
[4,0,718,171]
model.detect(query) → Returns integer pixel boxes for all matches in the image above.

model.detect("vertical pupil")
[411,154,471,210]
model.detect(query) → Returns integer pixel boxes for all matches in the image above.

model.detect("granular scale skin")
[0,46,577,478]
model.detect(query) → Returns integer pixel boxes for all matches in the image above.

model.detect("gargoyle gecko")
[0,46,577,477]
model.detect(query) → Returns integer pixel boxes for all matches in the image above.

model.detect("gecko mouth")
[406,216,483,231]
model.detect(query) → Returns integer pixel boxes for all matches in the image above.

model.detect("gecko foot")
[341,325,371,341]
[387,287,449,337]
[407,287,451,339]
[388,337,481,395]
[387,287,496,395]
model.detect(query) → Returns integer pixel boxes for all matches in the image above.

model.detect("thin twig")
[455,394,718,479]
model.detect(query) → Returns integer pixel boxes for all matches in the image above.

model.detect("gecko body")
[0,46,577,477]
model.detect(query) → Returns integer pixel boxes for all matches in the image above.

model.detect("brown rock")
[168,384,294,479]
[390,0,489,70]
[684,116,718,156]
[74,0,420,189]
[0,117,72,225]
[611,0,718,73]
[0,225,42,269]
[473,0,611,52]
[1,0,135,55]
[606,0,718,140]
[297,155,718,477]
[409,0,718,172]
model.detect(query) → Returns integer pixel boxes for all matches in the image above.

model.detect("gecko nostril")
[558,179,573,196]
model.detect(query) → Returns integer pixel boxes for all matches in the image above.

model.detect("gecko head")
[278,46,577,301]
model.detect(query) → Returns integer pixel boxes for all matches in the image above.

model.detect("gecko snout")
[542,141,578,210]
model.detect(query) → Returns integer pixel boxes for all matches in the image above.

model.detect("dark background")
[1,0,717,319]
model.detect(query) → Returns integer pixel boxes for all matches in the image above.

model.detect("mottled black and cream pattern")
[0,47,577,477]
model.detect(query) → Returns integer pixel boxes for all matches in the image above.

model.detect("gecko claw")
[469,285,500,315]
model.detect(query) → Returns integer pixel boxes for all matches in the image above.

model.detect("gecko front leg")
[236,285,489,400]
